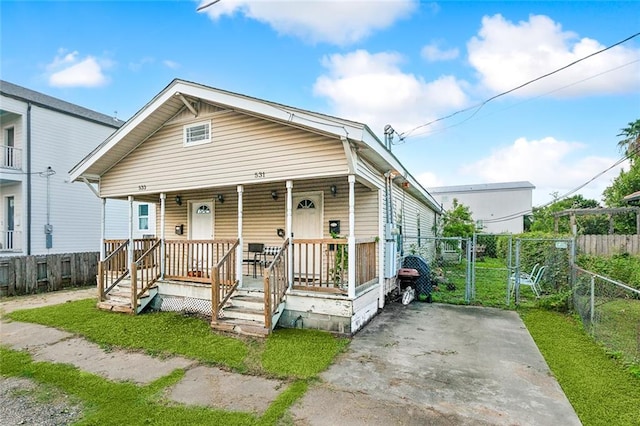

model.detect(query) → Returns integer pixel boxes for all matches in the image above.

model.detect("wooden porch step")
[97,280,158,315]
[211,318,270,337]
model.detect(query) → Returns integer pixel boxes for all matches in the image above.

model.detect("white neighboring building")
[0,80,155,256]
[428,181,535,234]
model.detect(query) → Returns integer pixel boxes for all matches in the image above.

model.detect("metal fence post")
[513,239,521,305]
[590,275,595,334]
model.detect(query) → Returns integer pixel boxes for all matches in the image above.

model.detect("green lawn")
[521,309,640,426]
[2,299,348,425]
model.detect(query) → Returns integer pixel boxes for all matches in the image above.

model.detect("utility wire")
[474,151,633,224]
[399,31,640,140]
[401,59,640,142]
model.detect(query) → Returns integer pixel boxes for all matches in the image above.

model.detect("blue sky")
[2,0,639,206]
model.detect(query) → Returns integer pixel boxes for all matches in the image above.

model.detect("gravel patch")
[0,376,83,426]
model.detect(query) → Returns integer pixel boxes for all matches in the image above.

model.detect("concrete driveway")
[290,303,580,425]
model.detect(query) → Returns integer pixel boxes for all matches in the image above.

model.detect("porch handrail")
[130,239,162,311]
[211,239,240,322]
[98,240,130,301]
[165,239,237,282]
[263,239,289,329]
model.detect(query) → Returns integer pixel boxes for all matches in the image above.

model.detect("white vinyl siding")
[100,110,348,198]
[0,96,119,255]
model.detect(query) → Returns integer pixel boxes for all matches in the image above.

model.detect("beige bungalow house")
[69,79,441,336]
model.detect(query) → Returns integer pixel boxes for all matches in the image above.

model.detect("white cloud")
[460,136,626,205]
[313,50,468,135]
[468,14,640,97]
[198,0,417,45]
[416,171,444,188]
[129,57,154,72]
[46,49,110,88]
[421,41,459,62]
[163,60,181,69]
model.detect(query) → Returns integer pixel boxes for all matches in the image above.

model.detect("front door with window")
[292,193,322,279]
[189,201,213,274]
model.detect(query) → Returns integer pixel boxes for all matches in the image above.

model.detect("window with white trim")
[138,204,149,230]
[183,120,211,146]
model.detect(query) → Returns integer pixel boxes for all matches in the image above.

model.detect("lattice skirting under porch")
[160,296,212,316]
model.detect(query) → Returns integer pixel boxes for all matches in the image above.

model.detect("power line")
[399,31,640,140]
[401,59,640,142]
[473,151,633,224]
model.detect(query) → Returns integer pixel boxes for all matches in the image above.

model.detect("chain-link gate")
[470,235,575,307]
[403,236,472,303]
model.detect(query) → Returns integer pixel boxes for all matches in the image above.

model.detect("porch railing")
[165,239,238,283]
[1,145,21,169]
[355,238,378,288]
[130,239,162,310]
[104,238,157,261]
[98,240,130,301]
[264,239,289,329]
[211,239,240,321]
[291,237,379,293]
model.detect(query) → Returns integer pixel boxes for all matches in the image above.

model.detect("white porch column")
[348,175,356,299]
[237,185,244,286]
[100,198,106,261]
[286,180,293,290]
[378,188,385,308]
[160,193,166,279]
[128,195,134,267]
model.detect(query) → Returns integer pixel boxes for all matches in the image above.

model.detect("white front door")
[292,193,322,278]
[190,201,213,239]
[189,201,213,273]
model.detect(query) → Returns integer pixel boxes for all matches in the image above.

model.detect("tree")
[617,119,640,161]
[530,194,607,234]
[601,118,640,233]
[440,199,476,238]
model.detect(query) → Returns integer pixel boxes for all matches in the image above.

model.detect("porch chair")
[243,243,265,278]
[511,265,546,298]
[261,246,281,271]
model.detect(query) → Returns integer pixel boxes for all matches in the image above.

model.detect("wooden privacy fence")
[577,234,640,256]
[0,252,98,297]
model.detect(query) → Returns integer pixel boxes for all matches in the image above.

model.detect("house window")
[196,205,211,214]
[184,120,211,146]
[297,199,316,209]
[138,204,149,230]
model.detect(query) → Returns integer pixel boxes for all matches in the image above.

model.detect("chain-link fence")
[510,238,575,306]
[471,234,512,307]
[403,236,471,303]
[572,266,640,365]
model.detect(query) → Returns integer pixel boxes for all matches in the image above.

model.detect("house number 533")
[138,185,147,191]
[254,172,266,179]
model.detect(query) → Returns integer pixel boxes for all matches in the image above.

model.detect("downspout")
[26,103,32,255]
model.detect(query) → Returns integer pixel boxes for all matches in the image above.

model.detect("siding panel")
[100,111,348,197]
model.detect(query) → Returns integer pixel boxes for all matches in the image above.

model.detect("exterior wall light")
[217,194,225,203]
[175,195,182,206]
[271,190,278,200]
[330,185,337,197]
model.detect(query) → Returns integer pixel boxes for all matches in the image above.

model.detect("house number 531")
[254,172,266,179]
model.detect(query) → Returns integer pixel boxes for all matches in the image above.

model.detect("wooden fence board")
[0,252,98,297]
[577,234,640,256]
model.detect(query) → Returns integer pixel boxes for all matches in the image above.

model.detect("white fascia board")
[69,84,179,182]
[177,81,364,141]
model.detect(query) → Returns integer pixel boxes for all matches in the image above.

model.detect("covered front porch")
[99,237,378,335]
[97,176,381,336]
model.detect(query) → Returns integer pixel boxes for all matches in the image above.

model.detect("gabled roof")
[69,78,441,211]
[0,80,124,129]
